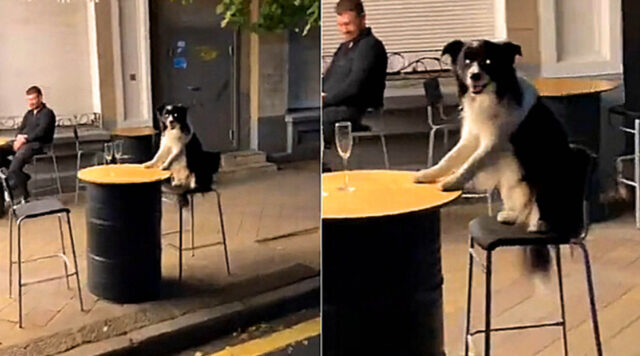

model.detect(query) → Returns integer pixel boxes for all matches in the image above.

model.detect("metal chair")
[353,107,390,169]
[609,105,639,229]
[73,124,106,203]
[0,170,83,328]
[162,186,231,280]
[29,143,63,197]
[423,77,461,167]
[463,146,602,356]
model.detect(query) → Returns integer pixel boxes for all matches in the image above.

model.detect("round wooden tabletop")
[322,170,461,219]
[78,164,170,185]
[111,127,157,137]
[534,78,619,97]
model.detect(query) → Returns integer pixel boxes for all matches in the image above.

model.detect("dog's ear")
[501,41,522,65]
[442,40,464,63]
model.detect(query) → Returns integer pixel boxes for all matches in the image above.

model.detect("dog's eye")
[464,59,471,65]
[485,59,491,65]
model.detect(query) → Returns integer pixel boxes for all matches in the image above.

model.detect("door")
[150,0,236,151]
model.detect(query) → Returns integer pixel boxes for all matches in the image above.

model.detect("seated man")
[322,0,387,170]
[0,86,56,204]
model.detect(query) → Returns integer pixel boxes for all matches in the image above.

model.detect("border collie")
[415,40,583,272]
[144,104,219,196]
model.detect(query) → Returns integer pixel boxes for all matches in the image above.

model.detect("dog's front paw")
[142,161,154,169]
[497,210,518,224]
[414,169,439,183]
[438,175,465,191]
[527,219,549,233]
[160,163,171,171]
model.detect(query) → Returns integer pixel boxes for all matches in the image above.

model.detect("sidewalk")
[0,160,320,355]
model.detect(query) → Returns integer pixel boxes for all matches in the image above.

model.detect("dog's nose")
[470,72,482,81]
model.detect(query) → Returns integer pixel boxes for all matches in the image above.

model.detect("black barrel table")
[322,170,461,356]
[111,127,158,163]
[78,164,171,302]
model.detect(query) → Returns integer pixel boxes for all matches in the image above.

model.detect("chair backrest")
[423,78,444,106]
[570,144,597,240]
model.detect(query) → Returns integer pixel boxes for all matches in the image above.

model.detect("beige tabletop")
[111,127,157,137]
[322,170,461,219]
[534,78,619,97]
[77,164,170,185]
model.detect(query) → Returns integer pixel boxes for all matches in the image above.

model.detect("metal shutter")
[322,0,498,56]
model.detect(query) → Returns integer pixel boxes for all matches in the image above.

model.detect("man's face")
[337,11,365,42]
[26,93,42,110]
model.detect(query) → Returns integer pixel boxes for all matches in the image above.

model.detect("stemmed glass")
[335,121,355,192]
[114,140,124,164]
[104,142,113,165]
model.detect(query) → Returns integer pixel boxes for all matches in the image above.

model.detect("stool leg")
[52,155,62,196]
[486,190,493,216]
[8,211,13,298]
[428,129,437,167]
[555,245,569,356]
[75,151,82,204]
[380,134,390,169]
[464,238,474,356]
[178,203,183,281]
[17,220,23,328]
[215,190,231,275]
[190,195,195,257]
[66,213,84,312]
[634,119,639,229]
[484,250,493,356]
[57,215,70,289]
[577,241,603,356]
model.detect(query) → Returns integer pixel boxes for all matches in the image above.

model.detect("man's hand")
[13,135,27,151]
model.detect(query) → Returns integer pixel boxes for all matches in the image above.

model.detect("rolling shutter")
[322,0,499,56]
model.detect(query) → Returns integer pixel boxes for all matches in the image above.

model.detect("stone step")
[220,150,267,168]
[217,162,277,183]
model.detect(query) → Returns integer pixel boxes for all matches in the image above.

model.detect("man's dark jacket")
[323,27,387,110]
[18,103,56,146]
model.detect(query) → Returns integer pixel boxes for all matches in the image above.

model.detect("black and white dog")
[415,40,583,272]
[144,104,219,195]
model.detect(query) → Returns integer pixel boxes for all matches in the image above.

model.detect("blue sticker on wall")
[173,57,187,69]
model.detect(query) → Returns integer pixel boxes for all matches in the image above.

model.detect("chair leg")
[215,189,231,276]
[484,250,493,356]
[178,202,184,281]
[75,151,82,204]
[577,241,603,356]
[57,215,70,289]
[486,190,493,216]
[555,245,569,356]
[190,195,195,257]
[8,211,13,298]
[464,237,475,356]
[634,119,639,229]
[51,155,62,196]
[17,220,23,328]
[444,128,449,149]
[428,128,438,167]
[380,134,390,169]
[65,213,84,312]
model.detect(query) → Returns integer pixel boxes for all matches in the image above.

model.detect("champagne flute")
[335,121,355,192]
[104,142,113,164]
[114,140,124,164]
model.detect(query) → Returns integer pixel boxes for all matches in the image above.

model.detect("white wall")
[0,1,94,117]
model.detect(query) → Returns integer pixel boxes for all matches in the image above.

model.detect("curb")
[58,276,320,356]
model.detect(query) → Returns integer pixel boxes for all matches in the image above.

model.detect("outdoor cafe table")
[111,127,158,163]
[78,164,170,302]
[534,78,619,220]
[322,170,461,356]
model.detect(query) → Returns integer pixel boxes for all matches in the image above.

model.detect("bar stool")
[162,186,231,280]
[463,146,602,356]
[73,124,106,203]
[0,169,84,328]
[29,143,63,197]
